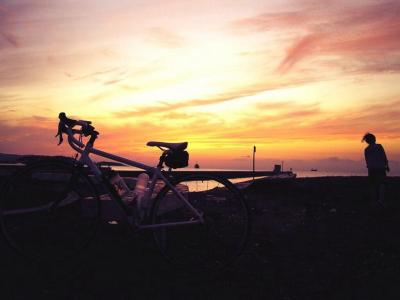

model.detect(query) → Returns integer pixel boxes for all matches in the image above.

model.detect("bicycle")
[0,113,249,272]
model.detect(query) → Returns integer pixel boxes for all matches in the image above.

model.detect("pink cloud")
[277,34,321,73]
[0,2,41,48]
[232,1,400,74]
[0,4,18,47]
[231,11,309,32]
[145,27,185,48]
[0,31,19,47]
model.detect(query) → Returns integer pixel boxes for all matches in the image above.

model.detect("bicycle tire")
[151,174,249,273]
[0,159,100,262]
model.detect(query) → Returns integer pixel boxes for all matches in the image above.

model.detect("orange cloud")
[1,97,400,166]
[113,78,320,118]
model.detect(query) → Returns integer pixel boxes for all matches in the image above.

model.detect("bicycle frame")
[66,128,204,230]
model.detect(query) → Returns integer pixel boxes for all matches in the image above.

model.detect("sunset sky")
[1,0,400,172]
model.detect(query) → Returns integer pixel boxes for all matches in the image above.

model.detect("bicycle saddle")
[146,141,188,151]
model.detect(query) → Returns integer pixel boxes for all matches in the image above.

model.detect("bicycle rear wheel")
[0,160,100,262]
[151,174,249,273]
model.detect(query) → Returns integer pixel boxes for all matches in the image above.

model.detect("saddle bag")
[165,150,189,169]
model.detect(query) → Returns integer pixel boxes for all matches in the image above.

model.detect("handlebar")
[56,112,99,150]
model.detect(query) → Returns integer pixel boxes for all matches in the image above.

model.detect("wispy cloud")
[0,116,59,155]
[195,99,400,144]
[255,101,293,110]
[73,67,121,81]
[0,3,16,47]
[31,115,53,122]
[0,1,43,48]
[103,78,123,86]
[0,31,19,47]
[231,1,400,74]
[231,11,309,33]
[113,78,319,118]
[113,91,253,118]
[277,34,321,73]
[0,93,26,103]
[309,99,400,138]
[145,27,185,48]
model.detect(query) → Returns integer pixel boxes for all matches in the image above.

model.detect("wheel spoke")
[151,175,249,273]
[0,160,100,262]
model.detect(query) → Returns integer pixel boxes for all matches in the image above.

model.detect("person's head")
[362,132,376,144]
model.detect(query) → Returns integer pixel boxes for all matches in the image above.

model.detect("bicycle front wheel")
[151,174,249,272]
[0,160,100,262]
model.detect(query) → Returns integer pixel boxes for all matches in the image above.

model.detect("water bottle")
[109,172,130,200]
[133,173,150,217]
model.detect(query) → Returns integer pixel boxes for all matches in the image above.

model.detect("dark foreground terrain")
[1,176,399,299]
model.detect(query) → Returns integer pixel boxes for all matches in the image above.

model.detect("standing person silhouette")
[362,133,390,207]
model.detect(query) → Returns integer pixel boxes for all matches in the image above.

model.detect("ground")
[0,177,399,299]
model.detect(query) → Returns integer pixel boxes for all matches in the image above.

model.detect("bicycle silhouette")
[0,113,249,273]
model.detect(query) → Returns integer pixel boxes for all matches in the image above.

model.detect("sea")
[2,164,398,179]
[112,166,370,178]
[294,170,366,178]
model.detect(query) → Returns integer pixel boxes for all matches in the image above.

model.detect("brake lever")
[56,134,64,145]
[55,122,64,145]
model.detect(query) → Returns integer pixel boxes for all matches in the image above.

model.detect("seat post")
[157,151,167,168]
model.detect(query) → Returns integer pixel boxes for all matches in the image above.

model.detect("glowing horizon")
[1,0,400,170]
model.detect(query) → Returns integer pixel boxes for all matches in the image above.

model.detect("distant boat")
[310,168,318,172]
[194,163,200,169]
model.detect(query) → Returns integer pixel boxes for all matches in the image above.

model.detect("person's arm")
[364,148,369,168]
[380,145,390,172]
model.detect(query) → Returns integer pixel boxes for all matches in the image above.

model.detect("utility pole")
[253,145,256,180]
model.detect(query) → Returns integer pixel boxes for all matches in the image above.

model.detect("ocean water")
[5,163,397,178]
[295,170,366,177]
[111,165,371,178]
[295,170,400,177]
